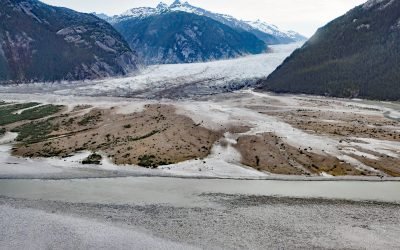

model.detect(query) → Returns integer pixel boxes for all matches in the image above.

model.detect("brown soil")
[12,104,223,167]
[5,97,400,176]
[234,133,375,176]
[264,109,400,141]
[345,148,400,177]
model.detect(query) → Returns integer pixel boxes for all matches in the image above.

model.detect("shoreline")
[0,172,400,182]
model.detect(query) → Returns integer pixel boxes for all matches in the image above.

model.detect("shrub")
[82,153,102,165]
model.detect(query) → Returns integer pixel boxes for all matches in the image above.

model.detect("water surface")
[0,177,399,206]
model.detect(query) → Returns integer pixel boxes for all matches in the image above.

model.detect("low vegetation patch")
[0,103,63,126]
[11,118,56,144]
[10,104,221,170]
[82,153,102,165]
[78,112,102,126]
[0,127,5,136]
[138,155,158,168]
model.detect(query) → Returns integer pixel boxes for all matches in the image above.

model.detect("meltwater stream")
[0,177,399,207]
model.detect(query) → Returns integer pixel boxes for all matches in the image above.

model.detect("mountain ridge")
[0,0,138,84]
[259,0,400,101]
[113,11,267,65]
[97,1,306,45]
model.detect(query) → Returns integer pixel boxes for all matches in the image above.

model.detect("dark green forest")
[260,0,400,101]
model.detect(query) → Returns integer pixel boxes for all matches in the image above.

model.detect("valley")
[1,0,400,247]
[1,88,400,246]
[0,43,399,179]
[1,86,399,179]
[0,43,301,98]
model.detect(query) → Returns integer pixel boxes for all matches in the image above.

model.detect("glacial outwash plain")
[1,44,400,249]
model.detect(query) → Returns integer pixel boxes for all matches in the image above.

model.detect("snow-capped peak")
[246,20,279,34]
[245,19,305,41]
[170,0,183,7]
[156,2,168,10]
[120,7,157,19]
[169,0,200,14]
[119,1,198,19]
[113,1,306,43]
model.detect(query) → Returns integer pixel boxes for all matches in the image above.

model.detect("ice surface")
[0,43,301,99]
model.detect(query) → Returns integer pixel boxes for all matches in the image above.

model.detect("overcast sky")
[41,0,367,36]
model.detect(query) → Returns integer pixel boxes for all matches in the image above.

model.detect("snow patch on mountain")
[285,31,305,40]
[245,20,303,41]
[120,7,158,19]
[246,20,279,35]
[356,24,370,30]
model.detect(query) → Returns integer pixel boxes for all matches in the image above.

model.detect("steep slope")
[260,0,400,101]
[0,0,137,84]
[114,11,267,64]
[103,0,306,45]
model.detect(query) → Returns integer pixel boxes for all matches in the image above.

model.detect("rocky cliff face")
[260,0,400,101]
[0,0,138,84]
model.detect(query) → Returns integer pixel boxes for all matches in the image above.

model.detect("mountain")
[112,10,267,64]
[0,0,137,84]
[101,0,306,45]
[92,13,110,20]
[245,20,307,44]
[259,0,400,101]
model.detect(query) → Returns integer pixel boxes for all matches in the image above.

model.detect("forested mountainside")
[0,0,137,84]
[114,11,267,64]
[260,0,400,101]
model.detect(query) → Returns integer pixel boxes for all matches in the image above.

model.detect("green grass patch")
[0,103,40,125]
[0,103,63,126]
[77,113,101,126]
[11,118,56,144]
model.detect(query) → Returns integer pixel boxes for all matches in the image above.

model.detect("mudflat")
[1,192,399,249]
